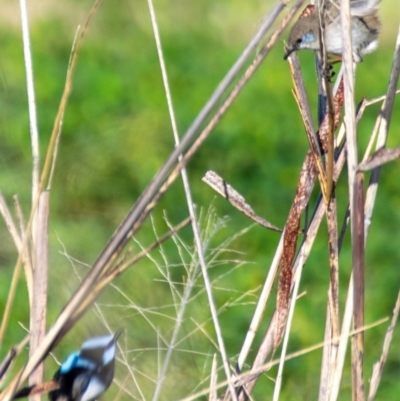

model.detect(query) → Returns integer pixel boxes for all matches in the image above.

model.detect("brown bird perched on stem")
[284,0,381,62]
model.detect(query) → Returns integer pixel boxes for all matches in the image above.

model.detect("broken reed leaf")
[275,75,345,350]
[203,171,282,232]
[275,152,316,348]
[358,147,400,171]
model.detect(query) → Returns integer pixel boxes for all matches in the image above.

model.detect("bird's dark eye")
[296,38,302,45]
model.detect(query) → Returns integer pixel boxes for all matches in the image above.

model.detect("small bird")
[284,0,381,62]
[49,332,121,401]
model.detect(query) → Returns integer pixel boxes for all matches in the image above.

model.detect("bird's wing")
[71,372,92,401]
[316,0,380,25]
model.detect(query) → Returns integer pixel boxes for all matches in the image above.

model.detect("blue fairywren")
[49,332,121,401]
[284,0,381,62]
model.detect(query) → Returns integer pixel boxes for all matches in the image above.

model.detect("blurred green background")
[0,0,399,400]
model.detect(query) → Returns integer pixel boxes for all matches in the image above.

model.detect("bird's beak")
[114,329,123,342]
[284,46,296,60]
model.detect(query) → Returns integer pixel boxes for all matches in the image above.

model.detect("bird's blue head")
[50,331,121,401]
